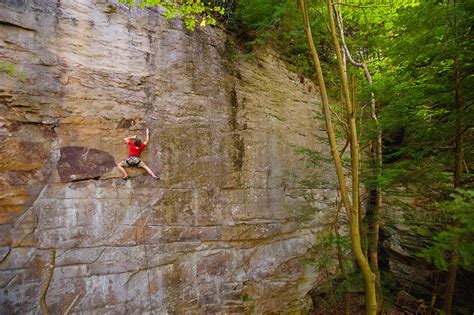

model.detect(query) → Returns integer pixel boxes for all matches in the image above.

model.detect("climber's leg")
[139,161,158,179]
[117,161,129,179]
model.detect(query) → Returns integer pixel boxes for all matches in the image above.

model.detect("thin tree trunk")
[327,1,377,313]
[369,83,383,312]
[298,0,352,212]
[453,62,463,190]
[336,8,383,309]
[352,75,368,264]
[334,198,351,315]
[444,247,459,315]
[298,0,377,313]
[39,249,56,315]
[444,27,463,315]
[63,294,81,315]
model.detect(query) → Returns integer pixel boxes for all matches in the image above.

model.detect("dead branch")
[340,139,350,157]
[329,104,349,133]
[63,294,81,315]
[39,249,56,315]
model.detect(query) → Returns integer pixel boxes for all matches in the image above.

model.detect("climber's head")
[134,138,142,147]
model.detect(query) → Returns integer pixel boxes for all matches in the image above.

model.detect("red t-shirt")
[127,140,145,157]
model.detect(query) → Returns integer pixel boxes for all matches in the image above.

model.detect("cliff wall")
[0,1,336,313]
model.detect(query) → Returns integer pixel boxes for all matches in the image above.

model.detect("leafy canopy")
[119,0,225,30]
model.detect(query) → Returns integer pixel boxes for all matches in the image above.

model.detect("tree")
[298,0,377,313]
[333,6,384,307]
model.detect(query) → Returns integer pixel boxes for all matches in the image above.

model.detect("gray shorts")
[119,158,145,168]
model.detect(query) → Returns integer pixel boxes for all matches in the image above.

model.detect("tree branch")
[39,249,56,315]
[329,104,349,134]
[340,138,350,157]
[63,294,81,315]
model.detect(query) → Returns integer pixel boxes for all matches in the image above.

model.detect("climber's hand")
[144,129,150,146]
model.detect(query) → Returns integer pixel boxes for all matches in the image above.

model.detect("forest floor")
[310,306,409,315]
[309,294,411,315]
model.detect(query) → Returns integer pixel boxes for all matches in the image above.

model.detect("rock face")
[382,201,474,313]
[0,1,336,313]
[381,204,440,299]
[57,146,116,182]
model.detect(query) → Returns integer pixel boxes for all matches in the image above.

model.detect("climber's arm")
[123,135,136,143]
[143,128,150,146]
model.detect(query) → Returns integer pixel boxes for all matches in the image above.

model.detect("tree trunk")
[297,0,352,212]
[444,29,463,315]
[336,9,383,309]
[453,58,463,190]
[326,1,377,313]
[335,199,351,315]
[298,0,377,313]
[444,247,459,315]
[369,88,383,310]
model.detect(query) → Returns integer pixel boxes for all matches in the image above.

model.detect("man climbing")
[117,128,159,180]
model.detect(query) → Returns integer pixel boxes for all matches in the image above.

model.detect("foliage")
[232,0,288,32]
[325,0,474,207]
[346,5,473,312]
[229,0,338,81]
[369,0,474,188]
[257,0,473,309]
[321,0,473,178]
[119,0,225,30]
[418,190,474,272]
[308,230,368,312]
[312,230,352,272]
[0,61,25,81]
[307,230,362,294]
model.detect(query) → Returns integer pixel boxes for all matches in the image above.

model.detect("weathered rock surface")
[381,204,439,298]
[382,199,474,313]
[0,1,336,313]
[57,146,116,182]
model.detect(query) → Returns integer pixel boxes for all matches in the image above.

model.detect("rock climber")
[117,128,159,180]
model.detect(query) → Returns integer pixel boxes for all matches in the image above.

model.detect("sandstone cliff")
[0,1,337,313]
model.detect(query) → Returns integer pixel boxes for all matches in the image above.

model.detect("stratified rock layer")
[0,1,336,313]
